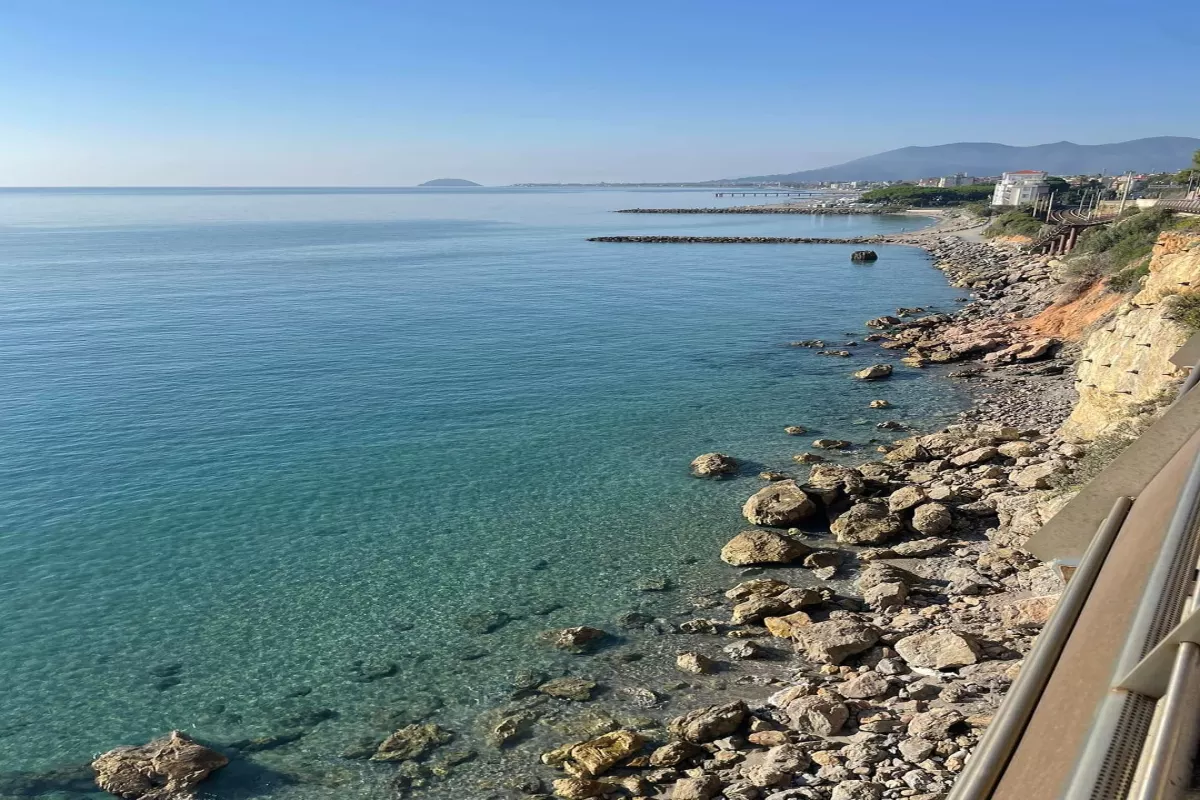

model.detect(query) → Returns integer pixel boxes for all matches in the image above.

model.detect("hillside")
[418,178,481,187]
[733,137,1200,182]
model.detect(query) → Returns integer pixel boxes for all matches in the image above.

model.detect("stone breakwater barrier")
[588,235,881,244]
[614,207,891,214]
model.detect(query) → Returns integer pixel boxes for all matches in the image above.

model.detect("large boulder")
[690,452,737,478]
[804,464,866,507]
[792,618,879,664]
[830,502,904,545]
[894,629,981,670]
[742,481,817,527]
[851,250,879,263]
[668,701,748,743]
[91,731,228,800]
[854,364,894,380]
[721,529,811,566]
[886,485,927,513]
[911,502,953,534]
[783,695,849,736]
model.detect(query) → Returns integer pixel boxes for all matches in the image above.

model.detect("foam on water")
[0,188,967,797]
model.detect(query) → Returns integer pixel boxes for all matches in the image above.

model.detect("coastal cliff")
[1060,231,1200,440]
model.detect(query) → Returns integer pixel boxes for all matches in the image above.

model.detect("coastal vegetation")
[982,209,1045,239]
[1164,292,1200,332]
[857,184,994,207]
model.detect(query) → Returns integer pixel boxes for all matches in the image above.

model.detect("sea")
[0,187,969,799]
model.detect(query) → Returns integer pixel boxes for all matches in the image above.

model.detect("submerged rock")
[538,677,597,701]
[539,626,607,653]
[91,731,228,800]
[851,250,879,263]
[569,729,643,776]
[372,723,454,762]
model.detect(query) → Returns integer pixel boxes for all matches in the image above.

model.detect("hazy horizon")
[1,0,1197,186]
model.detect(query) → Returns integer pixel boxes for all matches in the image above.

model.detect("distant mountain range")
[418,178,481,187]
[731,137,1200,183]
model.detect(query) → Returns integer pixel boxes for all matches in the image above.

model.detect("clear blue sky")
[1,0,1196,185]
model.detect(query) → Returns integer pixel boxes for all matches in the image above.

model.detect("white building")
[992,170,1049,207]
[938,173,974,187]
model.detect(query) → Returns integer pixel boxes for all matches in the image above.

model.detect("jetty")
[613,206,888,215]
[587,235,879,244]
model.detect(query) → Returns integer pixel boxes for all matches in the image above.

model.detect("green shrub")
[1107,259,1150,292]
[1079,208,1172,266]
[983,209,1045,239]
[1164,292,1200,332]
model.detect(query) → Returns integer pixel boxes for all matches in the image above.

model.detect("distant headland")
[418,178,481,187]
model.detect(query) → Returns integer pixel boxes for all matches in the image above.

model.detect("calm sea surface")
[0,188,967,798]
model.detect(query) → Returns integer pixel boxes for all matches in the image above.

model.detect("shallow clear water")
[0,188,965,798]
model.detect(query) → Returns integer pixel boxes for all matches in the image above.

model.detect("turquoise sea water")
[0,188,967,798]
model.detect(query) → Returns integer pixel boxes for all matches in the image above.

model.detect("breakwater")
[588,235,880,244]
[614,206,889,214]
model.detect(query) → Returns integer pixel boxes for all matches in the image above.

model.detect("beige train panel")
[993,428,1200,800]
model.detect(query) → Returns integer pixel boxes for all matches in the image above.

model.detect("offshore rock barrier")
[588,235,880,244]
[614,207,893,215]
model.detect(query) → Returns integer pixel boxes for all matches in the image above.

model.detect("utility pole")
[1045,190,1055,221]
[1116,170,1134,216]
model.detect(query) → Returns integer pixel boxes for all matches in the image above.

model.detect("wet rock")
[725,578,791,601]
[91,731,228,800]
[724,641,766,660]
[691,452,738,478]
[763,611,813,639]
[793,452,826,463]
[853,364,893,380]
[784,425,808,436]
[539,678,598,701]
[830,502,904,545]
[615,686,659,708]
[759,470,790,481]
[866,316,900,329]
[792,619,879,664]
[869,399,891,408]
[851,250,879,263]
[481,708,539,748]
[569,730,643,776]
[668,701,749,743]
[721,529,812,566]
[742,481,818,527]
[731,595,793,624]
[540,626,608,653]
[894,629,981,670]
[812,438,851,450]
[372,723,454,762]
[676,652,716,674]
[458,610,513,634]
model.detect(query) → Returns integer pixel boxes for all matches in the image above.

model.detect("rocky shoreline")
[589,236,882,245]
[490,229,1095,800]
[54,220,1138,800]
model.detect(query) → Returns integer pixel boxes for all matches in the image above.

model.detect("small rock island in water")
[417,178,481,187]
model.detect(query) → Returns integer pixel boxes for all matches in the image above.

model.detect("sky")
[0,0,1197,186]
